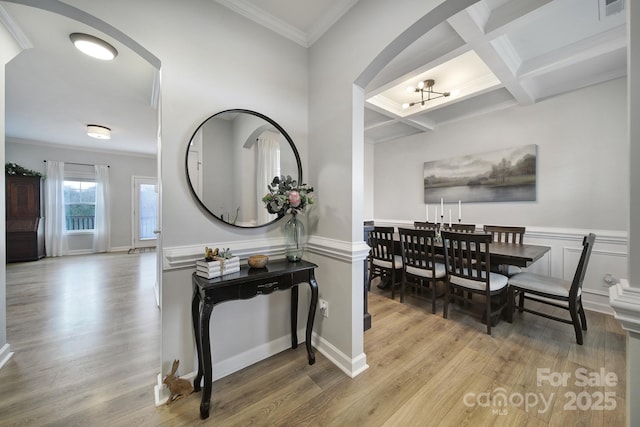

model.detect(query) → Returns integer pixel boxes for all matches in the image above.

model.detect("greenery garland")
[5,162,43,177]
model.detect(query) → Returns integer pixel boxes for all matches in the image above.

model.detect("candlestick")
[458,200,461,221]
[441,198,444,216]
[426,204,429,222]
[449,209,452,227]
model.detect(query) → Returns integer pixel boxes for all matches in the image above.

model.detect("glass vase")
[284,214,305,262]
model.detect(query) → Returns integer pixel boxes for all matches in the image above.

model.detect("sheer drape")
[44,160,68,257]
[93,164,111,253]
[256,131,280,224]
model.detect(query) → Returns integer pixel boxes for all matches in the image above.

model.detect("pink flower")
[289,190,301,208]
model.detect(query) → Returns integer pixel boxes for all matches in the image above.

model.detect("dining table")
[363,228,551,328]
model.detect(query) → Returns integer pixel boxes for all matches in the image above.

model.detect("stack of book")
[195,256,240,279]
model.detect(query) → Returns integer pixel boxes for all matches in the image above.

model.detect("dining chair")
[443,223,476,233]
[367,226,403,299]
[441,230,508,335]
[398,228,446,313]
[507,233,596,345]
[483,225,526,277]
[414,221,438,230]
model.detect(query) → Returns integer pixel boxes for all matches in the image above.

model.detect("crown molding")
[215,0,357,48]
[0,4,33,50]
[216,0,307,47]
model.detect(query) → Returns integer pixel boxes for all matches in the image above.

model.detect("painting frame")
[423,144,537,203]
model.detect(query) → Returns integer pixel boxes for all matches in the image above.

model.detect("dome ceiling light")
[87,125,111,140]
[69,33,118,60]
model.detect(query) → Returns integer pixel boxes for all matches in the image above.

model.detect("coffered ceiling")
[363,0,627,143]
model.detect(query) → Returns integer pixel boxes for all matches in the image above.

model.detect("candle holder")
[435,222,442,243]
[458,218,461,224]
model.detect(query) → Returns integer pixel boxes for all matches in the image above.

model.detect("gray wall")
[5,139,157,252]
[371,77,628,231]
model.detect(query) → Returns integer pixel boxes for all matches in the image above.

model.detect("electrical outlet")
[319,299,329,318]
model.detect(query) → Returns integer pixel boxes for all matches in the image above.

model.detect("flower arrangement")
[262,175,314,216]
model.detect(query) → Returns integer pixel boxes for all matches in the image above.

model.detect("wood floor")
[1,254,626,426]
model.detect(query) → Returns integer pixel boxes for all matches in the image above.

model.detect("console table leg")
[191,288,203,392]
[306,275,318,365]
[199,299,214,419]
[290,286,299,349]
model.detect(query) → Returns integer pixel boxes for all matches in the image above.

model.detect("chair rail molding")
[163,235,370,270]
[163,237,286,270]
[609,279,640,333]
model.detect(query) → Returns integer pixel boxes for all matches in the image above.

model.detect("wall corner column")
[609,1,640,425]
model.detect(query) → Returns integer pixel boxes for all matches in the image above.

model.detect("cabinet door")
[6,176,41,219]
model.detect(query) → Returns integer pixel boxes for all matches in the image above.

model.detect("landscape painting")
[424,144,537,203]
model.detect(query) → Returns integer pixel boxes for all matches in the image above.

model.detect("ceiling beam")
[447,8,535,105]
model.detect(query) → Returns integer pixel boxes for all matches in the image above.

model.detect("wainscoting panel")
[374,221,628,315]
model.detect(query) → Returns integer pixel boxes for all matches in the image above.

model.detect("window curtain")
[93,164,111,253]
[44,160,68,257]
[256,131,281,224]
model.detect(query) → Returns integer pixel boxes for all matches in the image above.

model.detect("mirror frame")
[185,108,302,228]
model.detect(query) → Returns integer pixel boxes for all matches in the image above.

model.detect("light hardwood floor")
[1,254,626,426]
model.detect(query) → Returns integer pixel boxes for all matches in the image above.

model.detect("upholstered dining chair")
[507,233,596,345]
[483,225,526,277]
[441,231,508,335]
[367,226,403,300]
[398,228,446,313]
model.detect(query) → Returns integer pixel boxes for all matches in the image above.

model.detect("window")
[64,179,96,230]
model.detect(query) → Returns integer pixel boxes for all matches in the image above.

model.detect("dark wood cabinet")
[6,175,45,262]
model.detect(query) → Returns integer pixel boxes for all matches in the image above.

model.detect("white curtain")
[93,164,111,253]
[44,160,68,257]
[256,131,281,224]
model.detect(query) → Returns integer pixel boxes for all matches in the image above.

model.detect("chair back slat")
[368,226,396,262]
[442,231,492,288]
[483,225,525,244]
[570,233,596,298]
[398,228,437,271]
[414,221,438,230]
[443,223,476,233]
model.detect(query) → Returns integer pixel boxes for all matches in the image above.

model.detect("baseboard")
[312,332,369,378]
[211,329,303,381]
[582,289,615,315]
[0,344,14,370]
[152,329,368,406]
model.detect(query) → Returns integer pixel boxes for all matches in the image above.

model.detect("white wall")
[372,77,628,231]
[5,139,157,252]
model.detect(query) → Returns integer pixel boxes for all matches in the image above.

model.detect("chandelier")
[402,79,450,109]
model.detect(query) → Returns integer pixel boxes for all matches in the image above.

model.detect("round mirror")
[185,109,302,227]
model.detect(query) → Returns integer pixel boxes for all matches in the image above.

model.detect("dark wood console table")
[191,259,319,419]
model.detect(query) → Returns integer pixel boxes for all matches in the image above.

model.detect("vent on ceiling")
[599,0,624,19]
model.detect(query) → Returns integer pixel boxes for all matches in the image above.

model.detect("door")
[133,176,158,248]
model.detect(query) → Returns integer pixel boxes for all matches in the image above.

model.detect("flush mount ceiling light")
[402,79,450,109]
[87,125,111,139]
[69,33,118,60]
